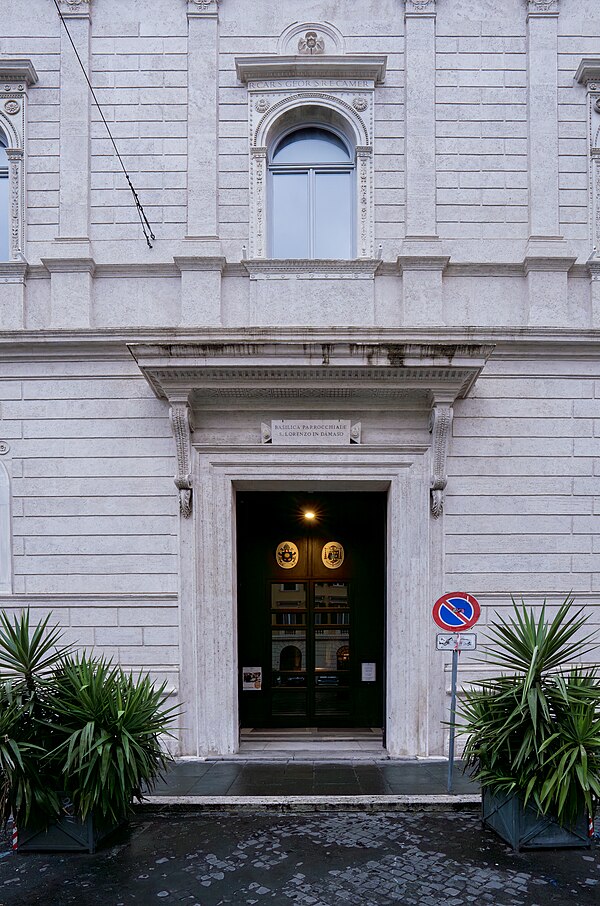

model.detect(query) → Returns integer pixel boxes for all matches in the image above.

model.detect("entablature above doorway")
[129,340,494,519]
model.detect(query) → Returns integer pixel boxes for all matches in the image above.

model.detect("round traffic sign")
[432,592,481,632]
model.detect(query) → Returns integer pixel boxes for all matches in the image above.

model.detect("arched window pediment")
[237,47,384,260]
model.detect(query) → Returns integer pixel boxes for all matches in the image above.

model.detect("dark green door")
[237,491,385,728]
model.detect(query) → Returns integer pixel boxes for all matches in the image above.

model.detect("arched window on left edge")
[0,132,8,262]
[0,462,11,594]
[269,126,355,260]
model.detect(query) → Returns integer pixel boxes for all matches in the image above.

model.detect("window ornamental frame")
[236,46,386,261]
[0,59,38,262]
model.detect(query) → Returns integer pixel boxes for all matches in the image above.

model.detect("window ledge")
[242,258,382,280]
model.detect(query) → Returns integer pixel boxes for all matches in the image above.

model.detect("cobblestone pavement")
[0,809,598,906]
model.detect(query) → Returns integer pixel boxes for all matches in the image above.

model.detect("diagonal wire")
[52,0,155,248]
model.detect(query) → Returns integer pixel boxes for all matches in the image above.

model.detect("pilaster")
[404,0,437,238]
[186,0,220,240]
[57,0,91,243]
[397,238,449,327]
[524,1,573,325]
[525,0,561,238]
[42,255,95,328]
[575,59,600,326]
[174,253,226,326]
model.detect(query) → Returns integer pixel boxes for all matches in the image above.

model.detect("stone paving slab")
[147,759,478,800]
[0,809,598,906]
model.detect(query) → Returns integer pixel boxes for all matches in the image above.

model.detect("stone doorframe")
[179,447,436,758]
[129,338,494,757]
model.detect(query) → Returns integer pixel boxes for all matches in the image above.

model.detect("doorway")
[237,491,386,729]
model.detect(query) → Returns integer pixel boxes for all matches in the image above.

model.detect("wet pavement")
[0,808,598,906]
[148,759,478,798]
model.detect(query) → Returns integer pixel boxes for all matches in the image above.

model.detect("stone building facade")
[0,0,599,756]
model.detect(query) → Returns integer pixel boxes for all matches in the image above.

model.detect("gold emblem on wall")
[322,541,344,569]
[276,541,299,569]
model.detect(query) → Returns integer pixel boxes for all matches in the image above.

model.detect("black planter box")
[17,807,126,854]
[482,788,590,851]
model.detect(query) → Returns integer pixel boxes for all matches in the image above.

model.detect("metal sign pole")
[447,646,459,793]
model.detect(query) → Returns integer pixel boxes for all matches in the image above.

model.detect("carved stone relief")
[298,31,325,55]
[405,0,436,13]
[429,403,453,518]
[278,21,345,56]
[0,62,36,262]
[187,0,219,14]
[170,403,195,517]
[56,0,92,15]
[526,0,559,12]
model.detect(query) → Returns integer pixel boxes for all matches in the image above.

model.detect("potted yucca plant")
[0,610,177,853]
[459,596,600,851]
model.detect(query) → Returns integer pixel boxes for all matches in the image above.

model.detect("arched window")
[0,462,11,594]
[269,126,354,259]
[0,133,8,261]
[279,645,302,671]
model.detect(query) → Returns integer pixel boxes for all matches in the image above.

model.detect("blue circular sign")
[432,593,481,632]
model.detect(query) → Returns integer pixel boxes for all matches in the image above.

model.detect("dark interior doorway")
[237,491,386,728]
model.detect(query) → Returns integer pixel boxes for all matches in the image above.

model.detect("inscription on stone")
[249,78,372,91]
[270,419,351,445]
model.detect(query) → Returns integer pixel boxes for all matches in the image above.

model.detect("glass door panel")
[271,583,307,716]
[313,581,350,716]
[270,580,351,722]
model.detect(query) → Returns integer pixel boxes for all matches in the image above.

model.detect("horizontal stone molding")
[236,55,387,85]
[0,59,38,86]
[242,259,381,280]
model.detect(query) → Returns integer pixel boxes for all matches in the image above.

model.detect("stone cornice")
[524,255,577,274]
[236,55,387,85]
[397,255,450,273]
[41,257,96,275]
[0,261,27,283]
[0,59,38,86]
[575,58,600,86]
[242,259,382,280]
[174,256,227,273]
[129,341,494,405]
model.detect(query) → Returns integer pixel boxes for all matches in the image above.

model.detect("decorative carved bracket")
[187,0,219,17]
[56,0,92,18]
[170,402,194,517]
[525,0,559,15]
[405,0,437,15]
[429,402,454,518]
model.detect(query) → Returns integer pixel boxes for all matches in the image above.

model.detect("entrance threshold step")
[141,794,481,812]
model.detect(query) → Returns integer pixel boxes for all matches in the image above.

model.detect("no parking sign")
[432,592,481,632]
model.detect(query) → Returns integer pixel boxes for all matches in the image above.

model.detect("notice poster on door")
[243,667,262,691]
[361,662,376,682]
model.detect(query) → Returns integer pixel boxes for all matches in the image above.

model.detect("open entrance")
[237,491,385,729]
